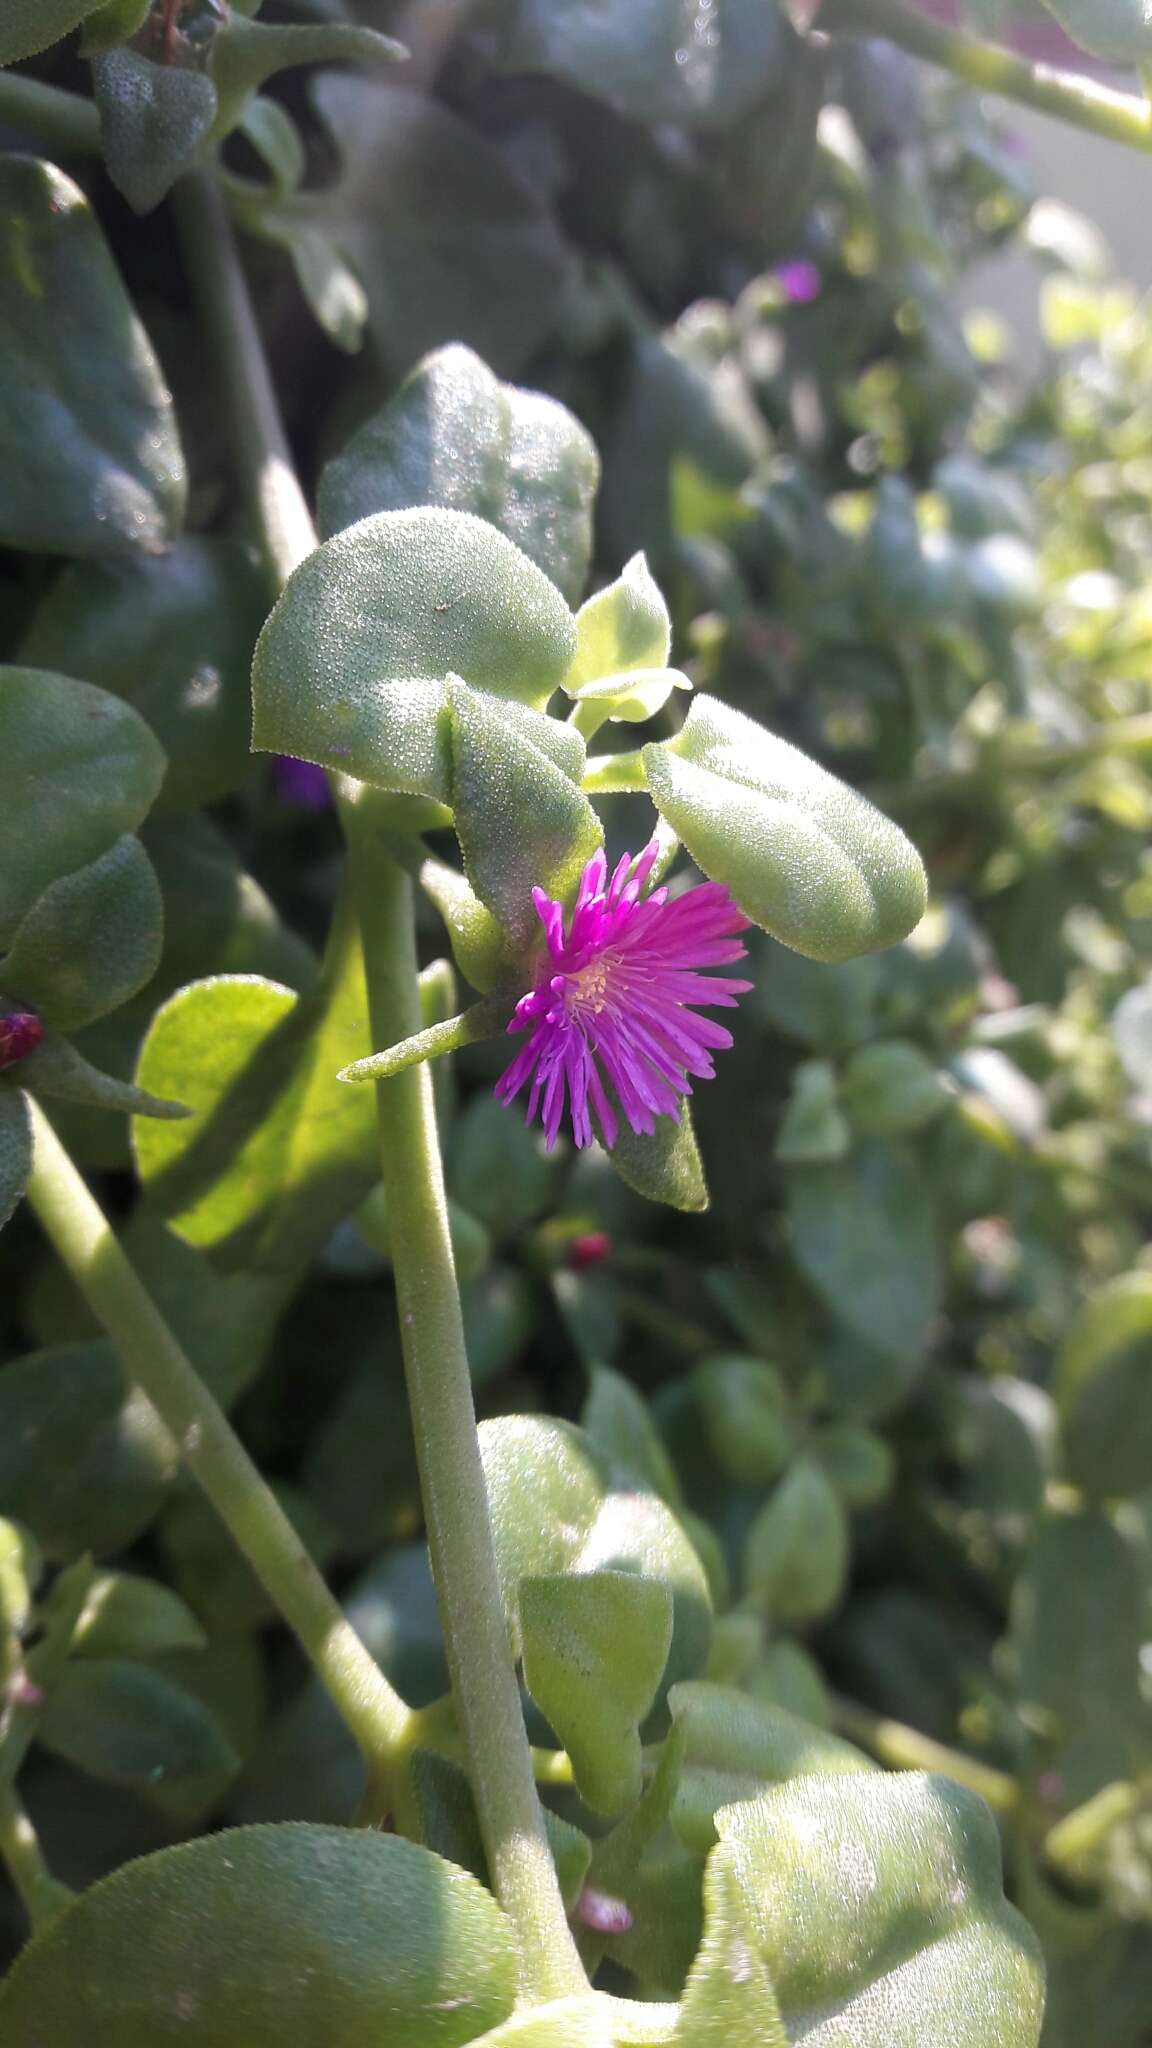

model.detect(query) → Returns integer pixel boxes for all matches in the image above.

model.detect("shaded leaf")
[502,0,790,131]
[786,1140,941,1363]
[18,538,266,812]
[0,158,185,553]
[249,74,570,378]
[0,667,165,948]
[0,1342,175,1560]
[40,1658,240,1791]
[93,48,218,214]
[3,833,163,1032]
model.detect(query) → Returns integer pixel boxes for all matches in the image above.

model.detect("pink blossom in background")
[496,841,751,1153]
[773,258,823,304]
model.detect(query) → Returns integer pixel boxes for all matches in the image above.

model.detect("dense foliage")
[2,2,1152,2043]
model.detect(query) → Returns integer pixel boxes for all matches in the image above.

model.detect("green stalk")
[833,1694,1020,1816]
[1044,1778,1146,1873]
[821,0,1152,153]
[0,1785,72,1932]
[173,174,316,597]
[179,173,586,1997]
[23,1099,417,1817]
[344,796,586,2000]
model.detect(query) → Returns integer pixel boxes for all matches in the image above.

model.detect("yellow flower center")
[569,958,611,1013]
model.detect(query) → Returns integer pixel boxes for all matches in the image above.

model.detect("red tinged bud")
[0,1008,44,1071]
[567,1232,613,1271]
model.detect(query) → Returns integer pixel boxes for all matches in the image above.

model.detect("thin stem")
[821,0,1152,153]
[1044,1778,1147,1873]
[183,172,585,1993]
[833,1694,1020,1816]
[23,1099,417,1816]
[0,1783,71,1932]
[344,794,586,2002]
[173,173,316,593]
[0,72,101,156]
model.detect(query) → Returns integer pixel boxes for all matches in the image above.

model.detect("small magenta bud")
[0,1008,44,1071]
[576,1887,633,1935]
[568,1231,613,1271]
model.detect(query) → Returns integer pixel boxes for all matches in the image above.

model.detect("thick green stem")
[822,0,1152,153]
[0,72,101,156]
[182,176,586,1995]
[23,1099,417,1814]
[345,795,586,2002]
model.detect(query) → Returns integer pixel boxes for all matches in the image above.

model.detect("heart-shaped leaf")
[0,159,185,553]
[674,1848,787,2045]
[319,343,599,606]
[92,48,219,214]
[0,1824,519,2047]
[643,697,927,962]
[447,678,602,943]
[3,833,163,1031]
[563,554,690,726]
[713,1774,1045,2045]
[480,1415,712,1708]
[70,1570,206,1660]
[0,668,166,948]
[251,508,577,795]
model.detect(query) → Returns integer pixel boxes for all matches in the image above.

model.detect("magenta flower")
[495,842,752,1152]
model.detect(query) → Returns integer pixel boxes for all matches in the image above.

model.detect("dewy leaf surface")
[643,697,927,963]
[0,1824,519,2047]
[716,1772,1045,2046]
[251,506,578,792]
[318,342,599,606]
